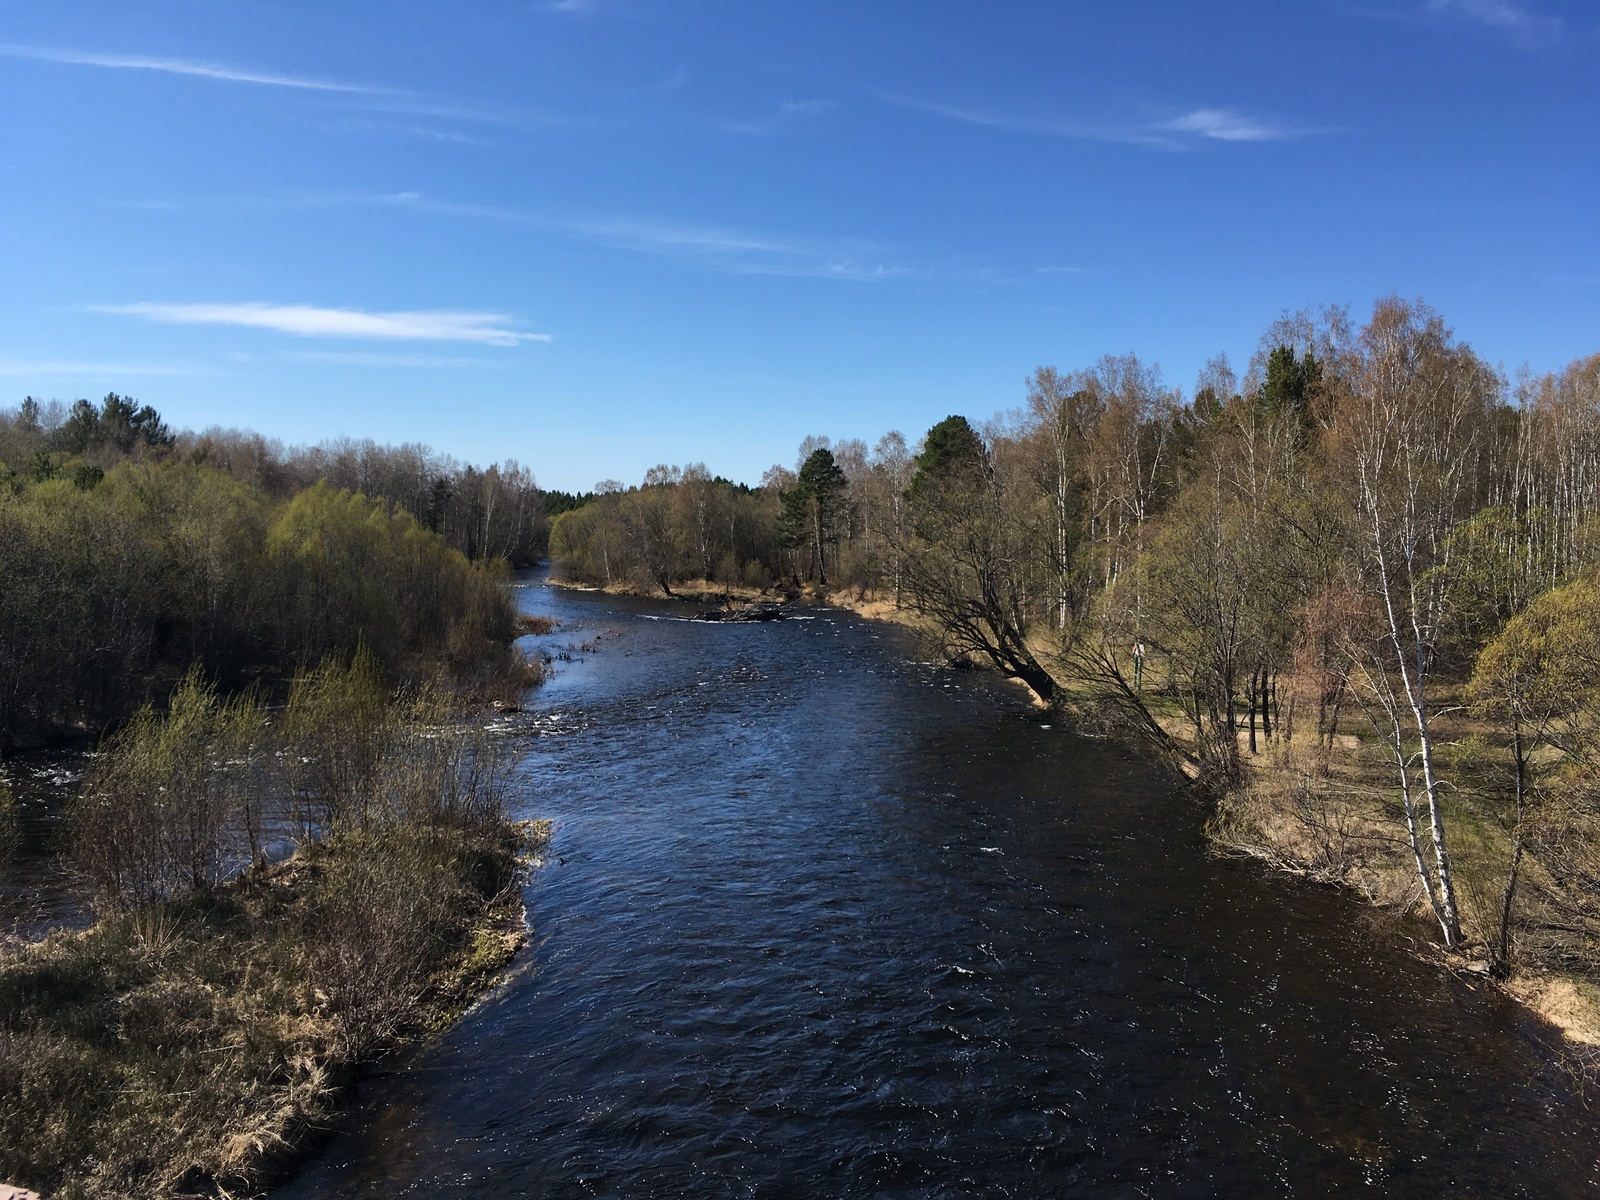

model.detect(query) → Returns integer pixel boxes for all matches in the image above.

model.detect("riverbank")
[1208,712,1600,1055]
[0,811,548,1200]
[844,587,1600,1053]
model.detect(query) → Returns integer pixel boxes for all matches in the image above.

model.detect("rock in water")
[693,602,788,623]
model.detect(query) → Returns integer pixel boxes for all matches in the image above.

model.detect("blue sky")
[2,1,1596,491]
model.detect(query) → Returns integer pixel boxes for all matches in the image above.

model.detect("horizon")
[2,1,1597,491]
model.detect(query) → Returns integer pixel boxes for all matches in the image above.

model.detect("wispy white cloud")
[346,97,569,128]
[570,217,914,279]
[569,215,808,257]
[1160,108,1300,142]
[724,97,840,136]
[0,43,379,93]
[284,350,500,368]
[0,43,569,129]
[378,192,912,281]
[1035,266,1089,275]
[890,95,1324,147]
[0,357,203,377]
[1427,0,1563,46]
[887,94,1171,146]
[104,189,919,282]
[392,125,491,145]
[731,260,918,282]
[95,303,550,346]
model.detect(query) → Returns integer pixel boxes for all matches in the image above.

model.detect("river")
[257,574,1594,1196]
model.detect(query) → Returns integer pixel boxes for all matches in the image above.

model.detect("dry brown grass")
[2,661,548,1199]
[0,818,544,1199]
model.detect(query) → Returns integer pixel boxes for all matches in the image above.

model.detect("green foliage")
[1471,573,1600,758]
[0,456,520,751]
[1435,507,1540,661]
[281,646,395,834]
[27,450,57,483]
[72,668,265,913]
[899,415,1059,702]
[909,415,988,498]
[779,448,850,583]
[60,393,174,459]
[550,473,781,592]
[69,462,103,491]
[543,489,593,516]
[1258,344,1320,422]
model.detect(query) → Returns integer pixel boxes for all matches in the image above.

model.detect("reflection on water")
[250,575,1597,1194]
[1,744,303,943]
[1,751,91,942]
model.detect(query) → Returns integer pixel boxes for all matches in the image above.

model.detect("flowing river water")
[264,575,1600,1197]
[7,581,1594,1196]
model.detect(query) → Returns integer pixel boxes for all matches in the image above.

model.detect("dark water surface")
[278,576,1600,1198]
[0,750,91,941]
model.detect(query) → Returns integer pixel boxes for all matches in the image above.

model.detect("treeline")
[550,465,783,594]
[0,394,546,750]
[548,444,910,595]
[1,394,552,567]
[551,296,1600,968]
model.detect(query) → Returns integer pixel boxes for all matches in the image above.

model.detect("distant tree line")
[549,296,1600,967]
[548,440,913,597]
[550,465,782,595]
[2,394,552,567]
[0,394,548,750]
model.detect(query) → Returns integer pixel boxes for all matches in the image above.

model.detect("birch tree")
[1337,297,1498,947]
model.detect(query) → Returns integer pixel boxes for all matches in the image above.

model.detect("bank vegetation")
[549,296,1600,1040]
[0,398,555,1196]
[1,661,543,1198]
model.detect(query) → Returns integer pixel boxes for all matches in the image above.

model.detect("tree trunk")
[1496,721,1529,973]
[1247,671,1259,755]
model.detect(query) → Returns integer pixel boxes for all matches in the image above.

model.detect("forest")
[550,296,1600,992]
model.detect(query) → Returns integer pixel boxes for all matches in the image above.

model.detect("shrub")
[73,669,265,914]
